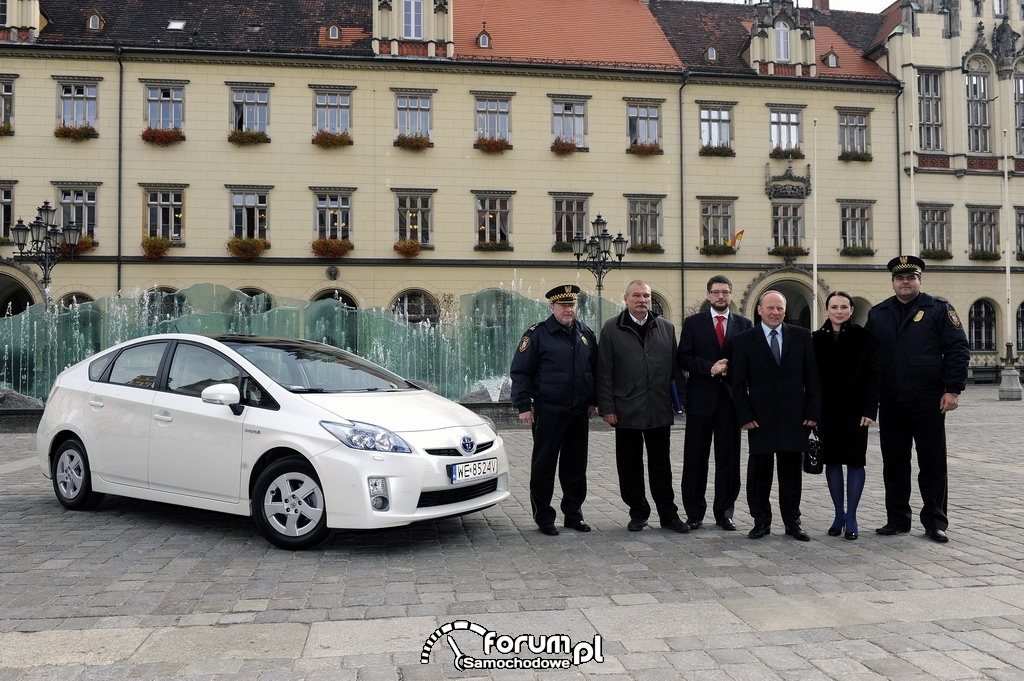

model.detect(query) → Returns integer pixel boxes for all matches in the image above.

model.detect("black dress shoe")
[685,519,703,530]
[660,517,690,533]
[827,525,843,537]
[539,525,560,536]
[925,528,949,543]
[716,518,736,531]
[876,524,911,536]
[785,525,810,541]
[564,519,591,533]
[845,531,858,540]
[627,519,648,532]
[748,524,771,539]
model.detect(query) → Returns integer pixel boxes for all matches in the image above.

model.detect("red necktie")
[715,315,726,347]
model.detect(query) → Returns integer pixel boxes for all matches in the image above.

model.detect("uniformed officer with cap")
[865,255,969,543]
[510,284,599,536]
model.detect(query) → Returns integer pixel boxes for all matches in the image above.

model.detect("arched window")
[775,21,790,62]
[143,286,186,327]
[59,293,95,307]
[1017,302,1024,352]
[239,287,273,313]
[88,14,102,30]
[313,289,357,307]
[328,25,340,40]
[706,47,717,61]
[392,289,439,325]
[651,292,667,318]
[969,300,996,351]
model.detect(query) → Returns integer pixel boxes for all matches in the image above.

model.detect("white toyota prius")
[36,333,510,549]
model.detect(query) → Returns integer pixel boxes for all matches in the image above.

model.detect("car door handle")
[88,399,104,408]
[153,411,173,423]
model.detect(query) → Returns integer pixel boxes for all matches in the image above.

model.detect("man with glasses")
[677,275,753,531]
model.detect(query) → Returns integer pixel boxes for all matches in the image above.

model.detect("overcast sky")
[688,0,895,12]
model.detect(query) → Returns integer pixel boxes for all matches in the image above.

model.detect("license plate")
[448,458,498,484]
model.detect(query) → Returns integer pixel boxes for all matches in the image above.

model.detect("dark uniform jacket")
[865,292,970,402]
[509,315,598,414]
[597,310,681,430]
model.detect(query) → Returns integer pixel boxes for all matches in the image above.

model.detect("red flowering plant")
[141,127,185,146]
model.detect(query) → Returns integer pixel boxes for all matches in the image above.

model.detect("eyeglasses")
[708,290,732,297]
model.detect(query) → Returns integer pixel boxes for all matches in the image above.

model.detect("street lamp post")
[11,200,81,307]
[571,214,628,328]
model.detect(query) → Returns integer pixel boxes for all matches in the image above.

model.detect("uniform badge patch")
[580,335,589,346]
[913,310,925,322]
[518,336,530,352]
[948,309,962,327]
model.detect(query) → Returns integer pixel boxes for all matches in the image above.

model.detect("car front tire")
[251,457,330,550]
[52,439,105,510]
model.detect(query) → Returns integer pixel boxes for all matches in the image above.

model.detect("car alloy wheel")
[51,439,105,510]
[252,457,329,550]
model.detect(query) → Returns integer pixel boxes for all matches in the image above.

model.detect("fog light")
[371,495,389,511]
[368,477,390,511]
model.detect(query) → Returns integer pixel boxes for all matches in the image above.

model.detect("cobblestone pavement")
[1,386,1024,680]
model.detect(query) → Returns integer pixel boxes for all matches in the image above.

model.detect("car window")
[107,342,168,389]
[88,352,115,381]
[229,342,413,393]
[166,344,241,397]
[241,374,279,410]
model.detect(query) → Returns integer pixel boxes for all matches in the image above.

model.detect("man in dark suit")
[730,290,821,541]
[677,274,753,531]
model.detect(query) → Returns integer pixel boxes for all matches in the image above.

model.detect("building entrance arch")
[0,268,38,314]
[739,269,826,331]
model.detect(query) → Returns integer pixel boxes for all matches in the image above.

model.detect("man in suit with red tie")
[677,275,753,531]
[730,290,821,541]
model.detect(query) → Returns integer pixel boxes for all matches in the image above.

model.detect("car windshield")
[224,340,416,393]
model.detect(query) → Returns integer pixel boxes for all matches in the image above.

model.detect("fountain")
[0,280,613,404]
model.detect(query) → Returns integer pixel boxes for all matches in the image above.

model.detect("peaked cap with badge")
[887,255,925,277]
[546,284,581,304]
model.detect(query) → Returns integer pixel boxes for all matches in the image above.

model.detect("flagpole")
[812,118,818,330]
[1000,127,1022,400]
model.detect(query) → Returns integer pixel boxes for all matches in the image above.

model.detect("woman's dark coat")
[811,321,877,467]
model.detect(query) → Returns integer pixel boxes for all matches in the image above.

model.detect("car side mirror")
[201,383,244,415]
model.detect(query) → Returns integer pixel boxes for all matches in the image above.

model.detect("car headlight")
[320,420,412,453]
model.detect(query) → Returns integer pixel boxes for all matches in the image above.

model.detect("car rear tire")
[251,457,329,550]
[52,439,105,510]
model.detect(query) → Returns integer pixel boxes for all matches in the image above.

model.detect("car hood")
[298,390,488,433]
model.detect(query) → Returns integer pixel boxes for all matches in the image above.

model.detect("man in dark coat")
[730,290,821,541]
[510,284,599,536]
[678,274,753,531]
[865,255,969,543]
[598,280,689,533]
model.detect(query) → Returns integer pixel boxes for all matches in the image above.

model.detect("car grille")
[425,440,494,457]
[417,478,498,508]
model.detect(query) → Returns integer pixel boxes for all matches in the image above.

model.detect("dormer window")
[328,25,340,40]
[824,51,838,68]
[167,20,186,31]
[775,21,790,62]
[247,24,262,33]
[403,0,424,40]
[477,23,490,48]
[88,14,103,31]
[707,47,717,61]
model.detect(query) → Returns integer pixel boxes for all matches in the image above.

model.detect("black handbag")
[803,428,824,475]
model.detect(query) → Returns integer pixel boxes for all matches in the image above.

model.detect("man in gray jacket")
[598,280,689,533]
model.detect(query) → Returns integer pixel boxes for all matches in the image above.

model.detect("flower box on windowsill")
[226,237,270,260]
[141,127,185,146]
[551,240,574,253]
[0,236,11,246]
[838,150,873,162]
[473,136,512,154]
[393,134,431,151]
[769,146,804,160]
[311,237,354,258]
[627,243,665,254]
[394,239,423,258]
[627,141,663,156]
[699,244,737,256]
[0,123,12,137]
[141,236,172,261]
[473,240,513,252]
[60,235,96,256]
[768,245,809,257]
[920,248,953,260]
[698,144,735,157]
[54,124,98,141]
[312,130,353,149]
[550,137,578,156]
[968,249,1001,261]
[839,245,876,257]
[228,130,270,146]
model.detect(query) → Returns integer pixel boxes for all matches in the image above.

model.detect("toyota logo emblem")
[460,436,476,454]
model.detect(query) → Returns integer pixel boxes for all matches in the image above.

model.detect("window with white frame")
[627,196,662,246]
[775,21,791,62]
[58,186,98,238]
[475,192,512,245]
[699,103,733,148]
[392,289,438,325]
[700,199,735,247]
[769,107,801,151]
[474,94,510,140]
[57,79,98,127]
[920,205,952,251]
[312,86,352,134]
[552,195,588,243]
[1015,74,1024,155]
[837,109,870,154]
[315,190,352,240]
[402,0,424,40]
[394,90,432,137]
[968,206,999,252]
[839,201,872,248]
[918,70,943,151]
[144,187,184,241]
[229,188,269,239]
[144,82,185,130]
[1017,207,1024,258]
[626,100,661,145]
[230,85,270,133]
[551,96,587,147]
[966,59,991,153]
[395,190,433,244]
[969,300,996,351]
[0,185,12,240]
[995,0,1007,15]
[0,78,12,129]
[772,201,803,247]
